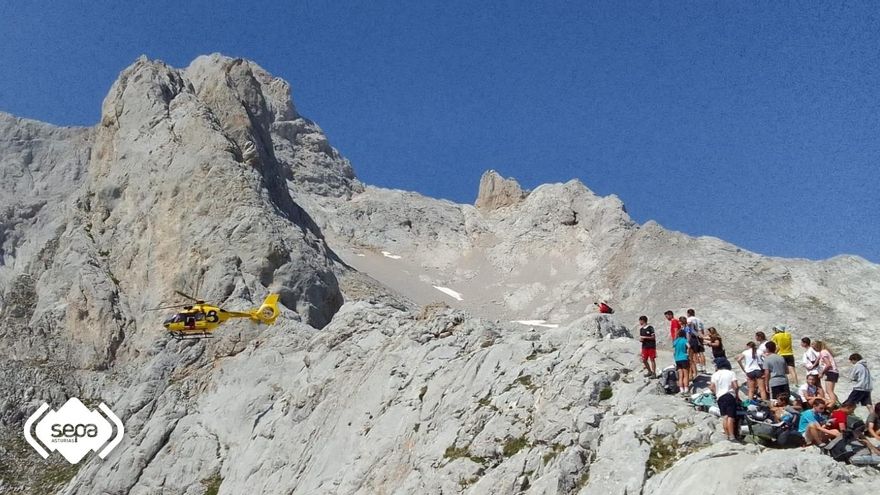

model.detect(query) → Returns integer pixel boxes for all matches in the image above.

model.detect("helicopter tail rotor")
[250,294,280,325]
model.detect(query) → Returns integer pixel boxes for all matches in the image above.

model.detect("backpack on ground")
[845,416,866,436]
[824,431,861,463]
[658,366,679,394]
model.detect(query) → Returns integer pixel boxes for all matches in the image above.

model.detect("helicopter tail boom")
[250,293,280,325]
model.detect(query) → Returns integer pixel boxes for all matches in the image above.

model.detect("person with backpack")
[814,341,839,406]
[709,358,740,442]
[736,341,767,401]
[771,325,798,386]
[686,309,707,373]
[673,329,691,396]
[845,353,873,416]
[638,315,656,378]
[682,316,704,376]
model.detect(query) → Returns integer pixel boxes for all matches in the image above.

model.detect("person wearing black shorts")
[847,353,874,415]
[710,359,740,441]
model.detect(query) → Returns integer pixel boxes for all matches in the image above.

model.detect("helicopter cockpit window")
[163,314,181,324]
[195,312,206,321]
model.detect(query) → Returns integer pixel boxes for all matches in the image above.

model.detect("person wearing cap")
[771,325,798,386]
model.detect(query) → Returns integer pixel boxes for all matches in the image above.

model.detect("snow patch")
[381,251,402,259]
[432,286,463,301]
[512,320,559,328]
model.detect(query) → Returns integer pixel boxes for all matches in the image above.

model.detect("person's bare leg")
[826,382,837,405]
[747,378,756,401]
[758,377,768,401]
[648,357,656,376]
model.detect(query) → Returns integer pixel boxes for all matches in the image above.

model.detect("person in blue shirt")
[673,330,690,395]
[798,398,840,446]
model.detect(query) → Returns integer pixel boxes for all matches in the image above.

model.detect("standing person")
[664,310,681,342]
[681,316,700,377]
[705,327,727,370]
[801,337,820,379]
[686,309,707,373]
[673,330,691,396]
[709,359,740,442]
[814,341,839,406]
[846,353,873,416]
[755,331,770,397]
[638,316,656,378]
[771,325,798,386]
[736,341,767,401]
[763,341,791,401]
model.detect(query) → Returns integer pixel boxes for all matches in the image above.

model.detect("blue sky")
[1,1,878,262]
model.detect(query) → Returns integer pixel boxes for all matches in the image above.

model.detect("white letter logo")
[23,398,124,464]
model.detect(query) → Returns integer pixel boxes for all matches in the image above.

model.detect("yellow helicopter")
[150,291,280,339]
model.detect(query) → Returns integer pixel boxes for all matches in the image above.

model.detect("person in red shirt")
[830,401,856,431]
[664,310,681,342]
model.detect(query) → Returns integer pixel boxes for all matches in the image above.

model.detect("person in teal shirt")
[673,330,690,395]
[798,398,840,446]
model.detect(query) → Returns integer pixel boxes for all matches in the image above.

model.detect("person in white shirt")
[710,360,740,441]
[736,341,767,401]
[801,337,820,377]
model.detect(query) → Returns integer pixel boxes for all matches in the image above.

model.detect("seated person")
[830,401,856,431]
[771,394,791,422]
[798,374,826,406]
[869,402,880,444]
[798,398,841,446]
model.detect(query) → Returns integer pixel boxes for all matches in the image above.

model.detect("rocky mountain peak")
[474,169,527,210]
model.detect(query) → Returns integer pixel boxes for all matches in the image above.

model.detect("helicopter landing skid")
[170,331,214,341]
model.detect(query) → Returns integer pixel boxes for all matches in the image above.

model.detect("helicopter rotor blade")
[146,303,190,311]
[174,290,200,302]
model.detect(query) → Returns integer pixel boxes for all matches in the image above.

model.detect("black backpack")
[659,367,679,394]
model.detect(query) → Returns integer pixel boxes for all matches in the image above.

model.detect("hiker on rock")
[798,398,840,446]
[763,341,791,401]
[638,315,656,378]
[681,316,701,377]
[798,373,827,407]
[813,341,839,405]
[705,327,727,370]
[801,337,821,379]
[664,310,681,342]
[755,331,770,397]
[673,329,691,396]
[845,353,873,416]
[709,358,740,442]
[771,325,798,386]
[867,402,880,443]
[686,310,707,374]
[737,341,767,401]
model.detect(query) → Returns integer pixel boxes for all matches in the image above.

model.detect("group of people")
[635,309,878,446]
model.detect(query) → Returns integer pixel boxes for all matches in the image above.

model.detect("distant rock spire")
[475,170,527,210]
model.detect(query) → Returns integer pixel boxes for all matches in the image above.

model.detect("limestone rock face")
[475,170,527,210]
[1,54,879,495]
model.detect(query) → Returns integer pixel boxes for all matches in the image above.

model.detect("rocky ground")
[0,54,878,494]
